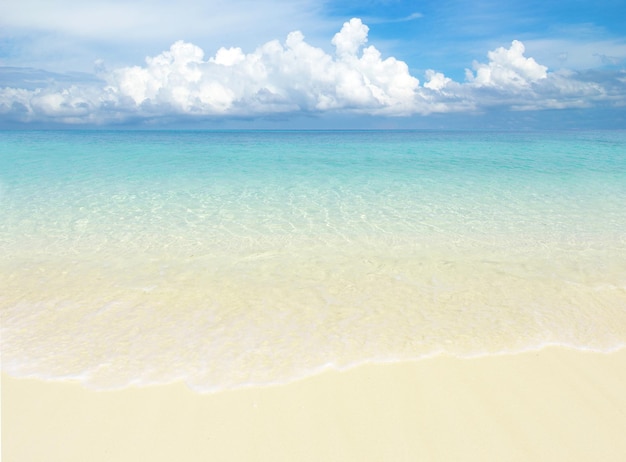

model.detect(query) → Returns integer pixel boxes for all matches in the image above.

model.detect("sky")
[1,0,625,129]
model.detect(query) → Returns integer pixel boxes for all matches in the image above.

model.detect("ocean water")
[1,129,625,391]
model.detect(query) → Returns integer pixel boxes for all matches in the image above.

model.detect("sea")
[1,129,625,392]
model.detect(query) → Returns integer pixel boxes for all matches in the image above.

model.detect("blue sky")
[1,0,625,128]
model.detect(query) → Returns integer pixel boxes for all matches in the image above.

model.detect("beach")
[3,347,626,461]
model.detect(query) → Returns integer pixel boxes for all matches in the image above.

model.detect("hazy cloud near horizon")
[1,18,623,127]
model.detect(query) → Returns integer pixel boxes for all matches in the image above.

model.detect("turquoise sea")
[1,130,625,391]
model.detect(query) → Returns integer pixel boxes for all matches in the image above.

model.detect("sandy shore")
[3,347,626,461]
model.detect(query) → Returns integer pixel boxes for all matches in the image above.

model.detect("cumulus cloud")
[107,18,421,115]
[0,19,622,124]
[424,70,452,91]
[427,39,609,111]
[465,40,547,89]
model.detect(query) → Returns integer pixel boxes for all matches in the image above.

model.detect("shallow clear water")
[1,130,625,391]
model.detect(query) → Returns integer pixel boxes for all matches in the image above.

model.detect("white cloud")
[466,40,547,89]
[104,18,420,117]
[331,17,370,58]
[424,70,452,91]
[1,21,623,125]
[425,40,609,112]
[210,48,246,67]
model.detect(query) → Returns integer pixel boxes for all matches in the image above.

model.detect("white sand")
[3,347,626,461]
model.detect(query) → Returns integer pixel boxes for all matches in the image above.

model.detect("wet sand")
[3,347,626,462]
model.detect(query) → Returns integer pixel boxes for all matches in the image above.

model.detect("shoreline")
[3,347,626,461]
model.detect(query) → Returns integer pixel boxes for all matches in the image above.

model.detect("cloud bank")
[0,19,622,125]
